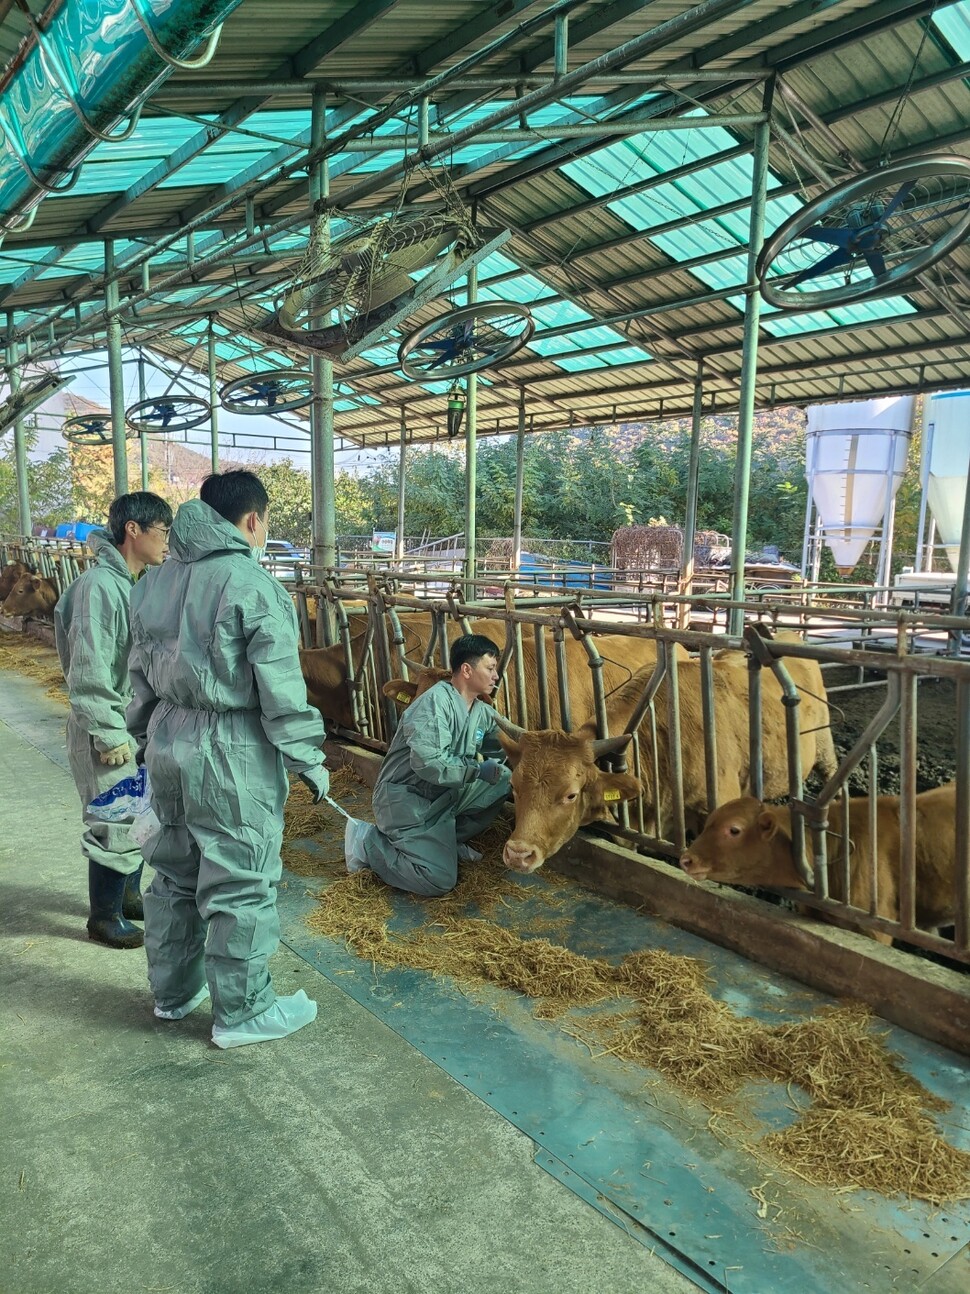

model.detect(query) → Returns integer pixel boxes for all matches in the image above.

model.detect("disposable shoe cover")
[154,985,210,1020]
[457,844,483,863]
[211,990,317,1050]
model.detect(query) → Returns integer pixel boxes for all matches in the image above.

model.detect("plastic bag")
[88,766,148,822]
[88,766,160,847]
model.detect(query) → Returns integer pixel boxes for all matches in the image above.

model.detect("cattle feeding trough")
[290,574,970,992]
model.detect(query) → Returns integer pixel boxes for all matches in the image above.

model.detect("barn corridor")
[0,665,696,1294]
[2,659,969,1294]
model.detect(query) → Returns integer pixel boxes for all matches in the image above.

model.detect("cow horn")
[491,711,526,742]
[591,732,633,760]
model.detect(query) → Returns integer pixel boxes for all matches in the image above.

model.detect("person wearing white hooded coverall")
[54,492,173,949]
[127,471,328,1049]
[345,634,511,896]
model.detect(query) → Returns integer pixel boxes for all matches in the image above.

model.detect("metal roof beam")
[154,70,768,97]
[770,0,943,72]
[16,0,769,357]
[438,0,952,219]
[682,308,951,354]
[0,1,403,305]
[823,59,970,126]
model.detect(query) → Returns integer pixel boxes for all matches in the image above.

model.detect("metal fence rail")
[3,543,967,966]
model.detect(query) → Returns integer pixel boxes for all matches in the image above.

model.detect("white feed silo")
[804,397,914,578]
[919,391,970,572]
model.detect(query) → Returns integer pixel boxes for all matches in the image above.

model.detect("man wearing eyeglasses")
[55,491,173,950]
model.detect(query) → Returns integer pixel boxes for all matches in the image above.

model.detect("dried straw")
[302,786,970,1204]
[0,632,67,703]
[761,1102,970,1205]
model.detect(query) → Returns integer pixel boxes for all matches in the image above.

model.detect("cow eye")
[564,790,579,802]
[728,825,741,836]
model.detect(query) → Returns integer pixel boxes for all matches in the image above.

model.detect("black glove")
[299,765,330,804]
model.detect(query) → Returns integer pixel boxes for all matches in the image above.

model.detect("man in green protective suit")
[127,470,328,1050]
[54,492,173,950]
[344,634,511,896]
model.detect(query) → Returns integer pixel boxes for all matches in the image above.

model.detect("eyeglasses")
[146,525,171,537]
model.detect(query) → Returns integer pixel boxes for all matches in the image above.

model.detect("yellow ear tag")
[602,788,621,802]
[396,692,412,705]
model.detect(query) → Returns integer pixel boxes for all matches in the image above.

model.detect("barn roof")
[1,0,969,449]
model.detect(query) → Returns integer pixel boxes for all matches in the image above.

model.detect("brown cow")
[384,626,684,727]
[0,561,31,602]
[679,784,957,941]
[496,645,837,873]
[299,612,447,726]
[1,572,59,619]
[304,611,678,731]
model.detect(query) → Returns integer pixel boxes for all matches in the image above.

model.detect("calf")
[679,784,957,939]
[0,561,31,602]
[1,572,59,619]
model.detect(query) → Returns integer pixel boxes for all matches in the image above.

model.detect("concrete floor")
[0,669,698,1294]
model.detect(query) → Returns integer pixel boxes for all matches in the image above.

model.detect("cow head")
[679,797,798,886]
[0,562,30,600]
[2,573,57,618]
[494,714,641,873]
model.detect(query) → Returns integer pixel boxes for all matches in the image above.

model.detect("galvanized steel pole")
[309,90,336,571]
[947,432,970,654]
[6,328,31,536]
[464,265,478,589]
[728,114,770,635]
[207,320,219,474]
[105,242,128,496]
[137,353,149,490]
[396,406,407,562]
[680,361,704,625]
[512,388,526,573]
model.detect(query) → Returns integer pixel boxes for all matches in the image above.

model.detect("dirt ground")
[823,667,957,796]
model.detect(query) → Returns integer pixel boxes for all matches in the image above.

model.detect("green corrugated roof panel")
[934,1,970,58]
[561,112,922,343]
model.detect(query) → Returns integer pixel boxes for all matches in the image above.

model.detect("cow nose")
[679,851,708,880]
[503,839,541,874]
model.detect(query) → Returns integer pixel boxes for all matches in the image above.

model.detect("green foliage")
[0,428,75,534]
[261,459,313,546]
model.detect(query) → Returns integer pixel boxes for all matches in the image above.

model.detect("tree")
[260,459,313,545]
[0,426,74,533]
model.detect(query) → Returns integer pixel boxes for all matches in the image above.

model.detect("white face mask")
[252,514,267,563]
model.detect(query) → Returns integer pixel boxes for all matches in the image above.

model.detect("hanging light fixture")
[446,381,465,437]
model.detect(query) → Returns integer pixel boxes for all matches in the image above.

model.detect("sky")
[13,346,394,476]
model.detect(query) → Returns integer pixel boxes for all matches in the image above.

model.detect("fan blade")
[801,225,853,249]
[427,350,457,371]
[874,180,915,226]
[862,251,887,279]
[786,246,853,288]
[418,338,461,351]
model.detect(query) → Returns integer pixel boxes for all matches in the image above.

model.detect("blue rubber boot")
[87,861,144,949]
[122,864,144,921]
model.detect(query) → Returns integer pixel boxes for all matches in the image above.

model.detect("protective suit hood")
[85,527,133,583]
[169,498,254,564]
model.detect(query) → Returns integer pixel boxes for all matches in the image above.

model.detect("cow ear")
[597,772,641,804]
[757,811,777,840]
[382,679,417,705]
[495,730,521,766]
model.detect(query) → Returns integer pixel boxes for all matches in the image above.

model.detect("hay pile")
[0,631,66,703]
[610,525,728,573]
[298,797,970,1204]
